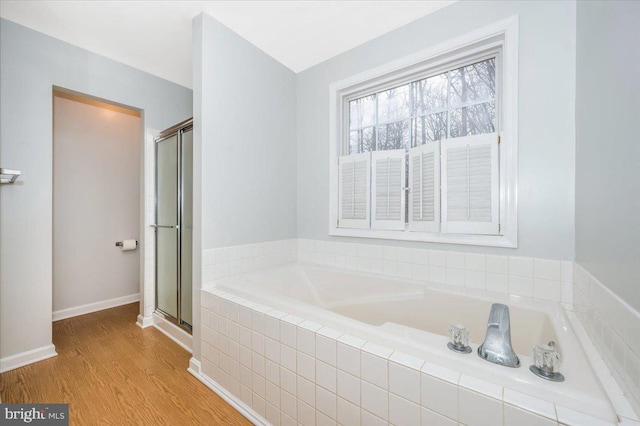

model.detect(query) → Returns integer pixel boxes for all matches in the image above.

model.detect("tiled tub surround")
[573,264,640,418]
[193,239,639,424]
[297,240,574,307]
[202,239,298,283]
[198,287,617,426]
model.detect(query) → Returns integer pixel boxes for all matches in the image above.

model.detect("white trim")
[0,344,57,373]
[329,16,518,248]
[152,312,192,353]
[141,128,159,320]
[188,356,201,374]
[188,365,269,426]
[52,293,140,321]
[136,314,154,328]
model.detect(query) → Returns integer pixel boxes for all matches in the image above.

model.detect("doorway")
[153,119,193,332]
[52,89,142,320]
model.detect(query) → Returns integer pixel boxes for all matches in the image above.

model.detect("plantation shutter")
[408,142,440,232]
[338,152,371,229]
[371,149,405,230]
[441,133,499,235]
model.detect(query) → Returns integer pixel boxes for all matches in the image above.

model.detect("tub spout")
[477,303,520,368]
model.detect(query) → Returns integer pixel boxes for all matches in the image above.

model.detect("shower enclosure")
[153,118,193,331]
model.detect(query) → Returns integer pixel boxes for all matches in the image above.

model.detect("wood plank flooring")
[0,303,250,425]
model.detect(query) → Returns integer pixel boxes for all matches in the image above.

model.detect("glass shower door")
[155,135,179,319]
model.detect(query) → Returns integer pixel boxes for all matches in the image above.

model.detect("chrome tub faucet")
[478,303,520,368]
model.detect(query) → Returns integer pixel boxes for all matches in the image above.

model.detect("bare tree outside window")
[348,57,496,154]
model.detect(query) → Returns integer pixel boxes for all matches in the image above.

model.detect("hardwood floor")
[0,303,250,425]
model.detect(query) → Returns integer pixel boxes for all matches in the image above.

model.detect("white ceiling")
[0,1,454,89]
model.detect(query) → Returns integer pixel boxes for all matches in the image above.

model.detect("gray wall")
[0,18,192,360]
[296,0,577,260]
[575,1,640,311]
[197,14,297,250]
[53,95,141,312]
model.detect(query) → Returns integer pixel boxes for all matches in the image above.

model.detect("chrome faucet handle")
[448,324,472,354]
[530,341,565,382]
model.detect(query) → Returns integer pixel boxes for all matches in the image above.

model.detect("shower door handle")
[150,224,179,229]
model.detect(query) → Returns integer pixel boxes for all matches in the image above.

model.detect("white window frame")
[328,16,518,248]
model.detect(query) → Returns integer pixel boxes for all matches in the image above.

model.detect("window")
[329,17,518,247]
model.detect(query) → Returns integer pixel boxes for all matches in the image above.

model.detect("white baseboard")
[53,293,140,321]
[152,312,192,353]
[0,344,58,373]
[136,314,153,328]
[188,362,268,426]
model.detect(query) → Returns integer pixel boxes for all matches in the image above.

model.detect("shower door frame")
[154,118,193,333]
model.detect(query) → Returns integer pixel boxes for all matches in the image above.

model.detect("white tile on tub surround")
[317,411,336,426]
[556,405,617,426]
[446,268,465,287]
[361,410,386,426]
[503,388,557,421]
[337,396,360,426]
[459,387,503,426]
[337,341,360,376]
[316,335,338,366]
[297,376,315,408]
[280,366,297,395]
[383,259,397,276]
[429,266,446,284]
[280,343,296,372]
[509,275,534,298]
[361,380,388,420]
[266,380,280,407]
[389,393,421,426]
[533,278,562,302]
[297,351,316,382]
[316,360,337,393]
[465,253,486,272]
[421,373,459,421]
[412,248,429,265]
[281,315,303,348]
[316,385,337,420]
[357,244,370,259]
[396,247,412,263]
[429,250,447,267]
[266,402,280,426]
[534,258,562,281]
[412,263,429,281]
[446,251,465,269]
[421,407,457,426]
[337,370,360,405]
[297,321,321,356]
[459,375,502,400]
[465,270,486,290]
[389,359,422,404]
[503,404,557,426]
[561,260,573,283]
[361,351,389,389]
[369,244,383,259]
[485,254,509,274]
[486,273,509,294]
[397,261,412,278]
[280,389,297,421]
[509,256,534,277]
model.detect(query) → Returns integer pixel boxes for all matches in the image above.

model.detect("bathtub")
[211,262,617,424]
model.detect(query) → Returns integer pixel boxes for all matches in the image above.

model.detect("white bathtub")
[215,262,617,423]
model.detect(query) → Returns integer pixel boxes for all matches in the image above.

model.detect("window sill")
[329,227,517,248]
